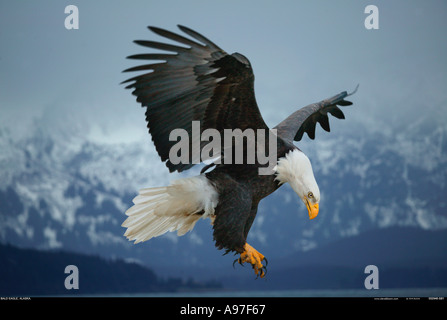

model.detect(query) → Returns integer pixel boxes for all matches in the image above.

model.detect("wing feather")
[274,85,358,141]
[123,25,268,172]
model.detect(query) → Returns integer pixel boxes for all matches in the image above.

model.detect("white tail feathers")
[122,175,218,244]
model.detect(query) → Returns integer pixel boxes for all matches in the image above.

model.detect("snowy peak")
[0,114,446,273]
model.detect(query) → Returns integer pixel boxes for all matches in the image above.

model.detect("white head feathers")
[274,149,320,203]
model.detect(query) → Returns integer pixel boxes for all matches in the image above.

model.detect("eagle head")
[274,149,320,219]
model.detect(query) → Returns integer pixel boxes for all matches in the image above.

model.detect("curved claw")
[233,258,244,269]
[255,266,267,280]
[257,261,268,279]
[234,243,268,279]
[262,265,267,277]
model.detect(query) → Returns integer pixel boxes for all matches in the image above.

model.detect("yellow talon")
[236,243,267,278]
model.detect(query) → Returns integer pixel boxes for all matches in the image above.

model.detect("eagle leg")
[234,243,267,278]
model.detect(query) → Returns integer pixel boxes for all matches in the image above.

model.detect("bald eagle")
[121,25,357,278]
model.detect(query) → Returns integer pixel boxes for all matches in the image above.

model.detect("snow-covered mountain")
[0,111,446,279]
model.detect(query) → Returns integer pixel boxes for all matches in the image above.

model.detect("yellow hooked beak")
[305,198,319,220]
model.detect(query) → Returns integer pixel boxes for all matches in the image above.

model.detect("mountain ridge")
[278,227,447,268]
[0,242,221,296]
[0,114,446,280]
[220,227,447,290]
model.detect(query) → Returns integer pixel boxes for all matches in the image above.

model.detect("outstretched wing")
[274,85,358,142]
[122,25,268,172]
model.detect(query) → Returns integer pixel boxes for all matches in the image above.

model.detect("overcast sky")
[0,0,446,144]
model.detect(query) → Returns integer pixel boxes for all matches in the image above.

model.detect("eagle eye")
[308,192,314,199]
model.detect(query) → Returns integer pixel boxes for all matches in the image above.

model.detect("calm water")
[111,288,447,298]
